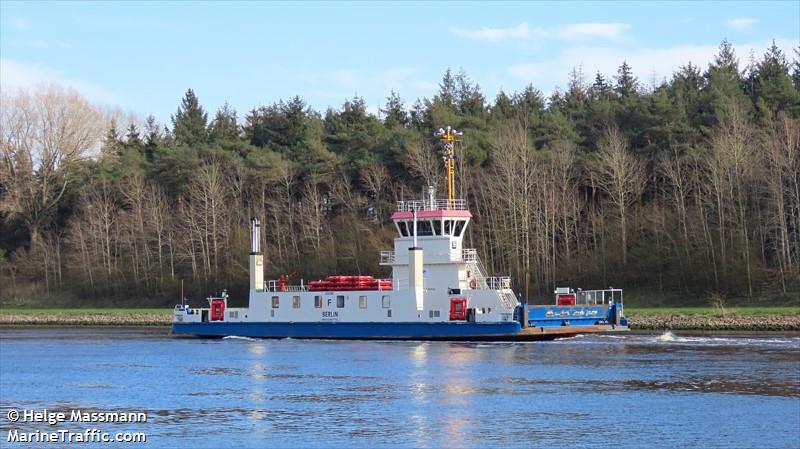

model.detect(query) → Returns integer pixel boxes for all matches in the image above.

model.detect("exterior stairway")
[468,256,519,309]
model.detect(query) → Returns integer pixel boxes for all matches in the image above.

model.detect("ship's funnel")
[251,217,261,254]
[409,210,424,311]
[249,217,264,291]
[409,246,424,311]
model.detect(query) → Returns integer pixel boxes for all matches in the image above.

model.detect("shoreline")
[0,309,798,331]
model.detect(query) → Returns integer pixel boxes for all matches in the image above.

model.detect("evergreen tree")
[282,96,309,150]
[492,90,513,119]
[125,123,142,147]
[437,69,457,108]
[590,71,612,101]
[172,89,208,147]
[671,62,704,126]
[548,88,567,111]
[124,123,145,159]
[566,66,587,107]
[454,69,486,116]
[615,61,638,98]
[100,120,122,159]
[702,39,750,121]
[511,84,545,122]
[209,102,240,143]
[382,90,408,128]
[143,115,161,162]
[754,40,799,114]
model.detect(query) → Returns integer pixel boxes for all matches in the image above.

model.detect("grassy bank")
[0,306,798,330]
[0,308,171,326]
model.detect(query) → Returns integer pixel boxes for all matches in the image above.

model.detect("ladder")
[469,256,518,309]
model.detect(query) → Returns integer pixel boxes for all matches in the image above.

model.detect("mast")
[434,125,463,209]
[249,217,264,291]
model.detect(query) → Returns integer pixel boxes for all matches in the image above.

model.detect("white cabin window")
[444,220,453,235]
[336,295,345,308]
[454,220,466,237]
[428,310,440,318]
[398,221,409,237]
[387,310,392,317]
[382,295,391,308]
[359,296,367,309]
[229,311,238,319]
[293,296,301,308]
[271,296,279,308]
[417,220,433,236]
[314,296,322,308]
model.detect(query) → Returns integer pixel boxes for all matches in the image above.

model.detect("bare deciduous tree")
[594,126,646,265]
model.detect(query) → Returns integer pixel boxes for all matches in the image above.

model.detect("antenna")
[434,126,463,209]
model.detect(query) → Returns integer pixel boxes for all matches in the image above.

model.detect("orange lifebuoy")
[470,279,478,289]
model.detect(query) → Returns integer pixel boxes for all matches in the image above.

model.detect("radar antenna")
[434,125,463,209]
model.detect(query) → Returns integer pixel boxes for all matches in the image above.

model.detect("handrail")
[380,251,395,265]
[381,248,479,265]
[575,289,624,305]
[485,276,512,290]
[396,198,467,212]
[266,280,309,293]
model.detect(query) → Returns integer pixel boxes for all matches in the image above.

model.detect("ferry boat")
[172,126,628,340]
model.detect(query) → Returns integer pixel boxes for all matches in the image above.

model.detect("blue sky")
[1,1,798,125]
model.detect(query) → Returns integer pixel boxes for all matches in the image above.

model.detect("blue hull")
[172,321,522,340]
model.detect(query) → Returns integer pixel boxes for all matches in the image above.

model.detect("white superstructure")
[174,191,519,326]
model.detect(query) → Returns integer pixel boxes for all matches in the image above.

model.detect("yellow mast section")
[435,126,462,209]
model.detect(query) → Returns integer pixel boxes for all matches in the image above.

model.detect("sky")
[1,1,798,125]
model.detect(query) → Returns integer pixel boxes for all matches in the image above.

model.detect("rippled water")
[1,328,798,448]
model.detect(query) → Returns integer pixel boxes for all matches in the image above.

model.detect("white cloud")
[728,18,757,32]
[450,22,534,42]
[0,59,120,105]
[507,38,796,92]
[452,22,630,43]
[558,23,630,41]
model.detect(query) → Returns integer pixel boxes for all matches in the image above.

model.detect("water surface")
[1,328,798,448]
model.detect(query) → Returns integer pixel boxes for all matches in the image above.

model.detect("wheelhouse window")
[417,220,433,236]
[359,296,367,309]
[454,220,466,237]
[398,221,409,237]
[314,295,322,308]
[271,296,280,308]
[444,220,453,235]
[292,296,301,308]
[336,295,345,308]
[382,295,391,308]
[432,220,442,236]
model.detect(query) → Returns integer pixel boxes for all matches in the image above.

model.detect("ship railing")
[460,248,478,262]
[575,288,623,305]
[266,280,309,292]
[486,276,512,290]
[380,251,395,265]
[396,198,467,212]
[381,248,478,265]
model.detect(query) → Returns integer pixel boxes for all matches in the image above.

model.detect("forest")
[1,40,799,307]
